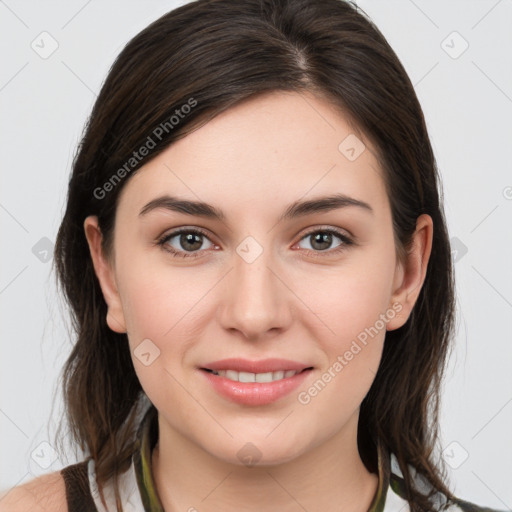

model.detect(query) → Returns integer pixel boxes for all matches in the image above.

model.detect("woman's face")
[85,90,431,466]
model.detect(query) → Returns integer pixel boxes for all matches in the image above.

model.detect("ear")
[386,214,433,331]
[83,215,127,333]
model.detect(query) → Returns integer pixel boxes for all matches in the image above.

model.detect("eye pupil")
[311,232,332,251]
[181,233,202,251]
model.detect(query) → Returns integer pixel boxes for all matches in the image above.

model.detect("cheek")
[115,264,207,404]
[116,251,217,365]
[293,247,396,349]
[289,243,396,415]
[120,272,198,341]
[292,258,394,426]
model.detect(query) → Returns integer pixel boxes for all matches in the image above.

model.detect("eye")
[157,226,354,259]
[295,228,353,257]
[157,228,216,258]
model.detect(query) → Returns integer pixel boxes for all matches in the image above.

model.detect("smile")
[204,369,304,382]
[200,367,314,406]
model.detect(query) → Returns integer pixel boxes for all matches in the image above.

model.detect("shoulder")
[448,496,510,512]
[0,471,67,512]
[387,481,507,512]
[388,455,507,512]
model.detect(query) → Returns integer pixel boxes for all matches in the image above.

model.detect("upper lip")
[201,358,313,374]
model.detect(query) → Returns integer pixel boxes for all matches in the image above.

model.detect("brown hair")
[52,0,456,510]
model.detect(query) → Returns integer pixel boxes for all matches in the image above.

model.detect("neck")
[151,411,379,512]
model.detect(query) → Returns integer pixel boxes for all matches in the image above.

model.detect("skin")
[84,90,433,512]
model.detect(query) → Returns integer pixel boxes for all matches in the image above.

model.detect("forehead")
[116,90,388,220]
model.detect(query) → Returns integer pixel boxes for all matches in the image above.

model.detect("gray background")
[1,0,511,508]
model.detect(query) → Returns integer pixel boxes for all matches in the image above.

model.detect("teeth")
[212,369,299,382]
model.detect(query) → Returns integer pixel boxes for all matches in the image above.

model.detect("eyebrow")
[138,193,373,221]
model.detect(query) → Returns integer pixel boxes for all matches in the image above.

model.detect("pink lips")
[199,358,313,406]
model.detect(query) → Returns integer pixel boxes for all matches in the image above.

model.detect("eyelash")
[156,227,354,259]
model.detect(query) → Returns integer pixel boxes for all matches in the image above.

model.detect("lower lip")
[200,368,313,406]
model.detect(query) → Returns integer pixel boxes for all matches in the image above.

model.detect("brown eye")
[158,228,214,258]
[296,228,353,257]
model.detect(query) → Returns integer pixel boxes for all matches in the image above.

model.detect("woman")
[1,0,506,511]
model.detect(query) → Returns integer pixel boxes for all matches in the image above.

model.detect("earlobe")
[83,216,127,333]
[386,214,433,331]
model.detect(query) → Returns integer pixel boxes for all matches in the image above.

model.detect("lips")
[201,358,313,374]
[200,366,313,406]
[198,358,315,405]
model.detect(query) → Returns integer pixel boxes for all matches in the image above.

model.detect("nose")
[217,243,292,341]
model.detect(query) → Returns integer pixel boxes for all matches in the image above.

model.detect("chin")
[206,436,308,468]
